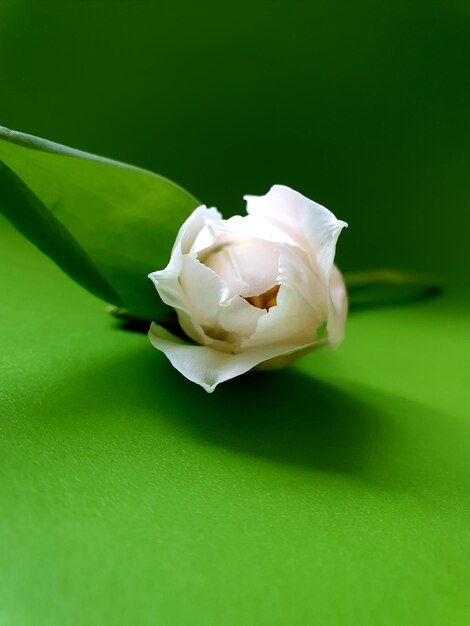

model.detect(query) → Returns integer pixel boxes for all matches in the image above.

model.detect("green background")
[1,1,469,624]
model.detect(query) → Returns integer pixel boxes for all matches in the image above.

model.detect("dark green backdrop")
[2,0,469,280]
[1,2,469,625]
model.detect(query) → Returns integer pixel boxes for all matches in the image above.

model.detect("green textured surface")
[1,0,470,624]
[1,216,470,625]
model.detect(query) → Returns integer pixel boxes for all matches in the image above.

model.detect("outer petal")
[179,254,226,325]
[173,205,222,255]
[148,205,221,313]
[149,323,320,393]
[194,213,297,249]
[327,264,348,348]
[244,185,347,286]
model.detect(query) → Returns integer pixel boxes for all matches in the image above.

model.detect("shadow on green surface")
[10,334,468,498]
[122,350,468,498]
[58,343,389,478]
[155,364,381,476]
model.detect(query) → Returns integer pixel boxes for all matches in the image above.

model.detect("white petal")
[179,254,225,325]
[217,294,265,337]
[202,213,296,247]
[244,184,347,285]
[173,205,222,255]
[175,309,209,345]
[181,254,265,340]
[327,265,348,348]
[191,222,219,256]
[199,235,280,297]
[149,323,317,393]
[148,205,221,313]
[243,243,327,349]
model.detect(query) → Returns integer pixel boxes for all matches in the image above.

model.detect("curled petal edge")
[149,323,325,393]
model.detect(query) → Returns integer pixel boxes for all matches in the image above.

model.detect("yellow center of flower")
[244,284,280,311]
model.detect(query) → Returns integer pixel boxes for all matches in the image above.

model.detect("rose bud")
[148,185,348,392]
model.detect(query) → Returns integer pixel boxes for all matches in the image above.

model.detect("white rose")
[148,185,348,392]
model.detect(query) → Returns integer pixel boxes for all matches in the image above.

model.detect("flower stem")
[344,269,443,311]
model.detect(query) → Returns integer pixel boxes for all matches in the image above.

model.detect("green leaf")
[0,126,200,321]
[316,320,327,340]
[0,161,120,305]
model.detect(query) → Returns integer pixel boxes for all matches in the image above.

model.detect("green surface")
[1,0,470,624]
[1,218,470,625]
